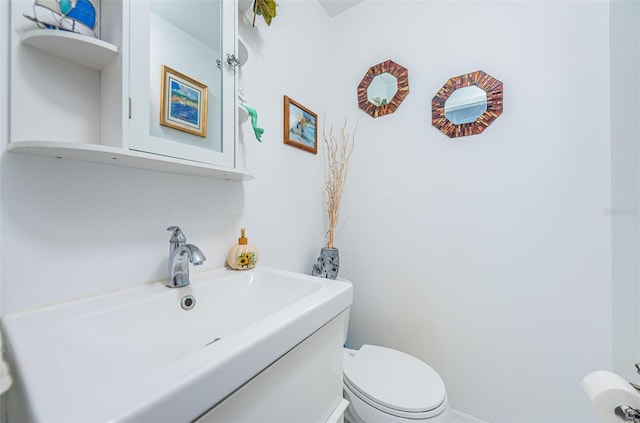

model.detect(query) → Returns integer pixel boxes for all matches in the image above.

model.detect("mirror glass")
[367,73,398,106]
[444,85,487,125]
[149,1,223,152]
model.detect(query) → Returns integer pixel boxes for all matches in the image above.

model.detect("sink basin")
[2,266,353,422]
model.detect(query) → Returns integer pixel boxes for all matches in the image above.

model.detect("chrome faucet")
[166,226,206,288]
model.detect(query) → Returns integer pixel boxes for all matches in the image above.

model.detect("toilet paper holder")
[615,405,640,422]
[616,364,640,422]
[582,367,640,423]
[632,363,640,392]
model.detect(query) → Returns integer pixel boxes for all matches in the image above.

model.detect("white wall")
[610,0,640,383]
[330,2,612,422]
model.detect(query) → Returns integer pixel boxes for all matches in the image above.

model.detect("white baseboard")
[451,409,489,423]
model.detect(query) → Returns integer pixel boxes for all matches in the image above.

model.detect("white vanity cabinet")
[7,0,252,180]
[197,312,349,423]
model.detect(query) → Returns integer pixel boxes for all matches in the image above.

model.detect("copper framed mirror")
[432,70,503,138]
[357,60,409,118]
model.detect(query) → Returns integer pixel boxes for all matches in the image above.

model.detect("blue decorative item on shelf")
[23,0,98,38]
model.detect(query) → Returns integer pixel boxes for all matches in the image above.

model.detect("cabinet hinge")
[128,97,132,119]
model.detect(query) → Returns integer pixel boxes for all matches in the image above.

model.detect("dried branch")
[323,118,357,249]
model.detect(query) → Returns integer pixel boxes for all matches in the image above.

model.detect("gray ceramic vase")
[311,247,339,280]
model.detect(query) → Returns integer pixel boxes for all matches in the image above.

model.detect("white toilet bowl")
[343,345,451,423]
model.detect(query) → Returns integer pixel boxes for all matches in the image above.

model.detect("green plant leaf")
[254,0,277,26]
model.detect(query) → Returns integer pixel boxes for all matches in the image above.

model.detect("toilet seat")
[343,345,447,419]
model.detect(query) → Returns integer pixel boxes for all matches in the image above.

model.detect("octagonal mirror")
[358,60,409,118]
[432,70,503,138]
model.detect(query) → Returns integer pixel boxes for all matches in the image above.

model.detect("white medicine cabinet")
[7,0,252,181]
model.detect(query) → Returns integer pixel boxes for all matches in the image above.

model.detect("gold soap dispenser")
[227,228,258,270]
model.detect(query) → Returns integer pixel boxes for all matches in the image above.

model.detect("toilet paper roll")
[582,370,640,423]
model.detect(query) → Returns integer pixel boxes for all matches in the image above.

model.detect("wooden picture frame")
[160,65,208,138]
[283,95,318,154]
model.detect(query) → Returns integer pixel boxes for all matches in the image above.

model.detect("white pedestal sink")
[2,266,353,422]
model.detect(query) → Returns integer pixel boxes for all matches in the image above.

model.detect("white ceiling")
[318,0,366,17]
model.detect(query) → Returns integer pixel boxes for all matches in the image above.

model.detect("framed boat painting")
[283,95,317,154]
[160,65,208,138]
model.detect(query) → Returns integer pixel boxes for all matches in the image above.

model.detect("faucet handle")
[167,226,187,245]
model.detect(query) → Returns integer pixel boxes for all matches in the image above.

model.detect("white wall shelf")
[8,141,255,181]
[22,29,118,70]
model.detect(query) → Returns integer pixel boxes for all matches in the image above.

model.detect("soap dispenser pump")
[227,228,258,270]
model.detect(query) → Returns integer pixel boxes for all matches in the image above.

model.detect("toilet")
[339,277,451,423]
[342,345,451,423]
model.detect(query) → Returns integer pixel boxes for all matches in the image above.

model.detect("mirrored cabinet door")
[128,0,236,168]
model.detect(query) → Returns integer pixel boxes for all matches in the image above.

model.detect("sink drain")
[181,295,196,310]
